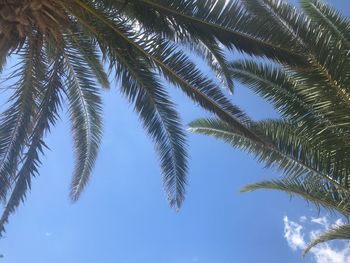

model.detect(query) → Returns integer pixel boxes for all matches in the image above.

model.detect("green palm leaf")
[0,49,64,236]
[111,49,188,208]
[300,0,350,50]
[66,27,110,89]
[0,39,46,200]
[99,0,306,65]
[230,59,350,142]
[63,45,103,202]
[242,178,350,217]
[304,223,350,255]
[188,118,347,186]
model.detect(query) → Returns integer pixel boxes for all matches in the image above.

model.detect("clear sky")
[1,1,350,263]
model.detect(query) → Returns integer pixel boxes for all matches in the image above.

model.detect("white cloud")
[312,245,350,263]
[311,217,329,227]
[283,216,350,263]
[283,216,306,250]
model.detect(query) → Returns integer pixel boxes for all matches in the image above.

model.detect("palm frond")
[242,0,349,94]
[63,44,103,202]
[299,0,350,50]
[0,38,46,200]
[304,223,350,255]
[230,59,350,139]
[230,59,350,179]
[195,40,234,93]
[71,7,189,206]
[242,177,350,217]
[0,52,63,236]
[189,118,350,193]
[102,0,306,65]
[241,0,310,49]
[66,24,110,89]
[148,39,266,144]
[231,60,315,121]
[111,50,188,208]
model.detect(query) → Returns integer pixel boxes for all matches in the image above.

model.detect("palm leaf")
[99,0,306,65]
[189,118,350,193]
[0,38,46,200]
[304,223,350,255]
[71,9,189,206]
[63,45,103,201]
[230,59,350,142]
[116,46,187,208]
[0,51,63,236]
[190,39,234,93]
[242,177,350,217]
[66,27,110,89]
[111,49,188,208]
[300,0,350,50]
[242,0,349,95]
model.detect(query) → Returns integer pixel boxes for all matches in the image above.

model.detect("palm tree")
[0,0,309,235]
[189,0,350,253]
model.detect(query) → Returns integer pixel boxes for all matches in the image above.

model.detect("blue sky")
[1,1,350,262]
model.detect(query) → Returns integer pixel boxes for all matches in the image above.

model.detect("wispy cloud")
[311,217,328,226]
[283,216,350,263]
[284,216,306,250]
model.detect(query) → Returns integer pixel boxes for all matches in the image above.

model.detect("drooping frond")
[69,1,248,138]
[231,59,350,182]
[63,43,103,202]
[0,51,63,236]
[0,38,46,200]
[69,9,189,206]
[110,50,188,208]
[304,223,350,255]
[231,60,315,121]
